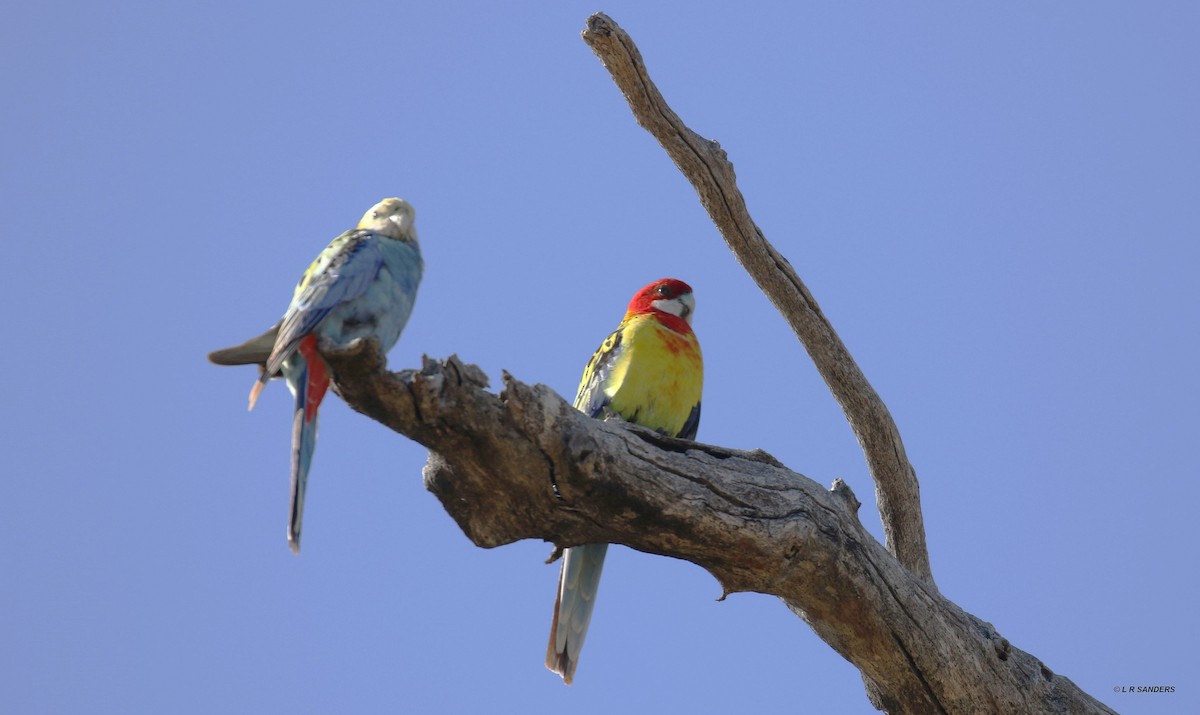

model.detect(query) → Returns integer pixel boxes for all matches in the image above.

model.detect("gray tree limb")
[580,12,933,585]
[323,344,1115,715]
[315,12,1116,713]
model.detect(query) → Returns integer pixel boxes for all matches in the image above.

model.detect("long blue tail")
[546,543,609,684]
[285,352,321,554]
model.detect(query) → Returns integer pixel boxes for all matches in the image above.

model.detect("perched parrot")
[208,198,423,554]
[546,278,703,684]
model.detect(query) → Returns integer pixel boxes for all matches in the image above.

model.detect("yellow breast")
[603,314,703,437]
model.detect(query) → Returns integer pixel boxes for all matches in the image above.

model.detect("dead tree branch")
[580,12,933,585]
[324,343,1115,715]
[310,12,1117,713]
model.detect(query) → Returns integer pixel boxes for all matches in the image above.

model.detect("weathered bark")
[324,344,1115,715]
[315,12,1115,714]
[580,12,933,586]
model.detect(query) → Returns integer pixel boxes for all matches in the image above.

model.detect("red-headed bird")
[546,278,703,684]
[209,198,422,554]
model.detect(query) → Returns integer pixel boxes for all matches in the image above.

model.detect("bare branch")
[324,344,1114,715]
[580,12,933,584]
[302,16,1118,712]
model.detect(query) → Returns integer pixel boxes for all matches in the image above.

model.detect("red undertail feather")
[298,335,331,421]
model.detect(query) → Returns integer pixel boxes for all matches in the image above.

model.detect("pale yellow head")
[358,197,417,242]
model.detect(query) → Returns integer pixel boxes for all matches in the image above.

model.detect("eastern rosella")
[208,198,423,554]
[546,278,703,684]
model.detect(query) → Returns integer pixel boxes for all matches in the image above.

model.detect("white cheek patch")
[652,298,686,317]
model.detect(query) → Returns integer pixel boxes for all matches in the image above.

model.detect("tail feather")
[211,321,283,412]
[248,379,266,412]
[287,335,331,554]
[208,321,282,367]
[289,400,317,554]
[546,543,609,684]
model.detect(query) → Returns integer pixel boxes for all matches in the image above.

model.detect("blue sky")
[3,2,1196,713]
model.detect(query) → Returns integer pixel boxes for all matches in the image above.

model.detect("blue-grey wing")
[266,231,384,376]
[677,402,701,441]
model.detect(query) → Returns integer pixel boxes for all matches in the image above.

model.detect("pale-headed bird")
[546,278,703,684]
[209,198,423,554]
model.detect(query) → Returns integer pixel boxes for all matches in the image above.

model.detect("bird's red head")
[626,278,696,334]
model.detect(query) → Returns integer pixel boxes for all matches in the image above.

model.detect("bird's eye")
[656,285,672,297]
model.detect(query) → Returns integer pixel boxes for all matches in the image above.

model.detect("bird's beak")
[651,291,696,323]
[679,292,695,324]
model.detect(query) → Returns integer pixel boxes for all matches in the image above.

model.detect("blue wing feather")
[678,402,701,441]
[265,231,384,377]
